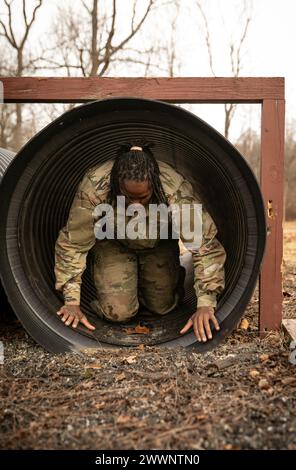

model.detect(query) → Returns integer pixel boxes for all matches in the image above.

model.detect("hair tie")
[130,146,143,151]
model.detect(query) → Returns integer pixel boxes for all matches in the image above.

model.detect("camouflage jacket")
[55,160,226,308]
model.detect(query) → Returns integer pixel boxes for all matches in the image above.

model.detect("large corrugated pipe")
[0,98,266,353]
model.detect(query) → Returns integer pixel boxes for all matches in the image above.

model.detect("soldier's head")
[108,143,168,206]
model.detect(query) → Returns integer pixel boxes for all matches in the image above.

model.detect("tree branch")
[5,0,18,47]
[98,0,116,76]
[20,0,43,49]
[196,1,216,76]
[111,0,154,56]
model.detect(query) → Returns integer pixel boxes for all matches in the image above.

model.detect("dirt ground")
[0,223,296,450]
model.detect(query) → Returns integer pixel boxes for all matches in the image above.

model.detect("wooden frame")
[0,76,285,336]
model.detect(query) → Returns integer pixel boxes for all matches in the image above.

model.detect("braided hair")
[107,143,168,206]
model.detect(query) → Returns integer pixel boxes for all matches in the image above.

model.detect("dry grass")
[284,220,296,265]
[283,221,296,320]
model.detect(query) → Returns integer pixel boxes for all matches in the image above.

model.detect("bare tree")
[236,123,296,222]
[26,0,170,127]
[235,128,260,179]
[196,0,251,139]
[0,0,43,149]
[165,1,181,77]
[284,122,296,220]
[32,0,159,77]
[0,103,15,149]
[0,44,15,148]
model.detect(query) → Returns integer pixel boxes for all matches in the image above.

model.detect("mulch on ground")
[1,229,296,450]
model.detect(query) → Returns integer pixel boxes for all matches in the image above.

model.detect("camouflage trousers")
[90,239,185,322]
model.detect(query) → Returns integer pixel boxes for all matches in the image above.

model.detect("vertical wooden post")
[259,99,285,336]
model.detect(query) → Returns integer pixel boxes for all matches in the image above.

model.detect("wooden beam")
[282,319,296,342]
[259,99,285,336]
[0,77,284,103]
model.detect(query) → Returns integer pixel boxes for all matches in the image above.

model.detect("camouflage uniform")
[55,160,226,321]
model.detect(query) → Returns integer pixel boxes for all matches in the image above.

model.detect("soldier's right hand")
[57,305,96,331]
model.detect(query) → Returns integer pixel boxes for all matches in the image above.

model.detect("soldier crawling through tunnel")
[54,143,226,342]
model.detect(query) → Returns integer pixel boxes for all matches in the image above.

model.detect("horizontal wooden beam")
[0,77,284,103]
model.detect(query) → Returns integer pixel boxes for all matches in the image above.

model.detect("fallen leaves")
[249,369,260,378]
[258,378,270,390]
[249,369,274,394]
[81,348,98,356]
[94,402,106,410]
[124,355,137,364]
[116,415,131,425]
[239,319,249,330]
[262,331,284,348]
[196,413,208,421]
[81,381,94,389]
[85,363,102,369]
[283,291,292,297]
[124,325,150,335]
[2,272,296,451]
[223,443,240,450]
[280,377,296,386]
[115,372,126,382]
[259,354,270,362]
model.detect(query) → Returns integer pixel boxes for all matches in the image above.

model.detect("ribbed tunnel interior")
[0,98,266,353]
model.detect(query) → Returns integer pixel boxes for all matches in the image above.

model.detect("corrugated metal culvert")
[0,98,266,353]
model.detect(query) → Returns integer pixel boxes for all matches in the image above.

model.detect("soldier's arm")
[54,173,99,305]
[170,178,226,308]
[192,205,226,308]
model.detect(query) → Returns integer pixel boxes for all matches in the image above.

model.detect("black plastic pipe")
[0,98,266,353]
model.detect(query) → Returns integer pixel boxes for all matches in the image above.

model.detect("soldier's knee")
[99,295,139,322]
[106,307,138,323]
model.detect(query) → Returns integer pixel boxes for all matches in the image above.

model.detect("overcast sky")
[1,0,295,140]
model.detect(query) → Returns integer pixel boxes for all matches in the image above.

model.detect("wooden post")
[260,99,285,336]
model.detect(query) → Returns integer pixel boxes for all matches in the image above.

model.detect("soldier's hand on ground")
[180,306,220,342]
[57,305,96,331]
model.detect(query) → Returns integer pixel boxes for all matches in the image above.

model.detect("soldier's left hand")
[180,306,220,342]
